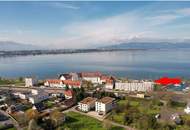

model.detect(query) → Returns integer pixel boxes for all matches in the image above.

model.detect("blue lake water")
[0,49,190,79]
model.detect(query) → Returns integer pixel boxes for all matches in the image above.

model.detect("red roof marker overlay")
[154,77,181,86]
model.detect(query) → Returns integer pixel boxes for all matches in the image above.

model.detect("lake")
[0,49,190,79]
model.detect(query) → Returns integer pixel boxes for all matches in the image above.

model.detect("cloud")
[176,8,190,16]
[148,8,190,25]
[50,2,80,10]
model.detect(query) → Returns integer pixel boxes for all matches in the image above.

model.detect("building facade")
[78,97,97,112]
[25,78,37,87]
[115,81,153,92]
[44,79,64,88]
[95,97,115,115]
[80,72,102,84]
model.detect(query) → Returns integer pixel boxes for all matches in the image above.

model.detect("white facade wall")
[95,102,113,114]
[83,77,101,84]
[25,78,37,87]
[105,84,114,89]
[115,82,153,92]
[78,102,95,112]
[44,82,64,88]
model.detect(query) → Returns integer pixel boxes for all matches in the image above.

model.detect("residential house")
[78,97,97,112]
[25,77,37,87]
[115,81,153,92]
[59,72,79,81]
[95,97,115,115]
[63,80,81,88]
[44,79,64,88]
[64,90,74,99]
[28,89,49,104]
[80,72,102,84]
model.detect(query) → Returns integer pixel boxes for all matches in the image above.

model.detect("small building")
[64,90,74,99]
[78,97,97,112]
[104,79,114,90]
[44,79,64,88]
[59,72,79,81]
[95,97,115,115]
[80,72,102,84]
[184,103,190,114]
[25,77,37,87]
[63,80,81,88]
[13,92,30,100]
[59,74,72,80]
[29,89,49,104]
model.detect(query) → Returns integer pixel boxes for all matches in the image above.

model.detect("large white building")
[95,97,115,115]
[78,97,97,112]
[25,78,37,87]
[80,72,102,84]
[115,81,153,92]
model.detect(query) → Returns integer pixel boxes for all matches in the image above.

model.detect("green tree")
[25,109,39,121]
[50,110,65,128]
[28,119,43,130]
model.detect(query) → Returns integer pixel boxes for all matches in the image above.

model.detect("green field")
[0,77,24,85]
[59,112,124,130]
[108,97,163,129]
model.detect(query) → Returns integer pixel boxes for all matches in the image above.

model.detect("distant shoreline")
[1,48,190,58]
[0,48,147,57]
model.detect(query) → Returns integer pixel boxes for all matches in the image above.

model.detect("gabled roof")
[59,74,72,80]
[45,79,62,84]
[64,90,74,97]
[80,72,102,77]
[63,80,81,86]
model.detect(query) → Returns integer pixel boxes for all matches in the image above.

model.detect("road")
[0,110,22,130]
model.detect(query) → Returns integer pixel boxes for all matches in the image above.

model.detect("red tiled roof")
[46,79,62,84]
[101,75,110,80]
[63,80,81,86]
[154,77,181,86]
[64,90,74,96]
[80,72,102,77]
[106,79,113,84]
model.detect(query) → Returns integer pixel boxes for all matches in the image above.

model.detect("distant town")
[0,72,190,130]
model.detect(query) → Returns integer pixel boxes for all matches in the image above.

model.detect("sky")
[0,1,190,49]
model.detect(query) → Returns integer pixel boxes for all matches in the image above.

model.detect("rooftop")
[80,72,102,77]
[45,79,62,84]
[97,97,115,104]
[79,97,97,104]
[64,90,74,96]
[63,80,81,86]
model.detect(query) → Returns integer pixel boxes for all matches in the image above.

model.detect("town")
[0,72,190,130]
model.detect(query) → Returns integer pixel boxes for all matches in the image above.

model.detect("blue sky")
[0,1,190,48]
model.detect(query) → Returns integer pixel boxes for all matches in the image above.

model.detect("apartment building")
[78,97,97,112]
[95,97,115,115]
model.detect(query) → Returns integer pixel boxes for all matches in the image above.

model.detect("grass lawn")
[109,97,162,127]
[0,78,24,85]
[60,112,124,130]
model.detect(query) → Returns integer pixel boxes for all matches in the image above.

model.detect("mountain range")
[101,42,190,50]
[0,41,41,51]
[1,41,190,51]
